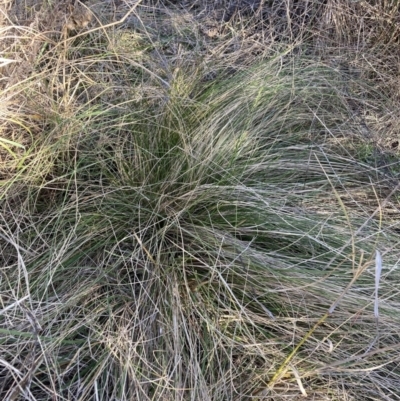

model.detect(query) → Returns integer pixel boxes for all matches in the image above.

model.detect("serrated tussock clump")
[1,1,400,400]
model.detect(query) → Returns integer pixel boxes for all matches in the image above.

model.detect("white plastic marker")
[364,249,382,353]
[0,58,17,67]
[374,250,382,320]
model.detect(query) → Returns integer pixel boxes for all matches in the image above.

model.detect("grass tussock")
[1,1,400,400]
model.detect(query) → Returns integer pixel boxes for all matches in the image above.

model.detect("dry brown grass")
[1,1,400,400]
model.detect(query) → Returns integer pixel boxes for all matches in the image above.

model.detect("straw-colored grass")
[1,1,400,400]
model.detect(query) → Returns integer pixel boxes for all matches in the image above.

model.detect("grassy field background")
[1,0,400,400]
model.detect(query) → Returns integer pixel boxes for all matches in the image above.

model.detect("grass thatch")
[1,1,400,400]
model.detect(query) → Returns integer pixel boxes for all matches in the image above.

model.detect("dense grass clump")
[1,1,400,400]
